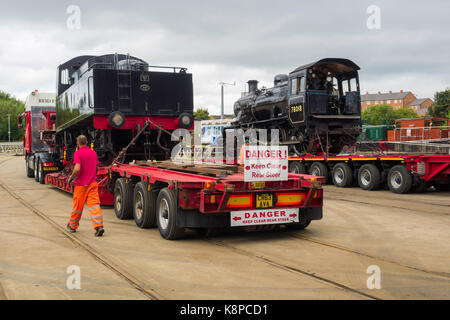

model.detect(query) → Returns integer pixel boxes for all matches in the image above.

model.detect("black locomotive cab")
[288,58,361,128]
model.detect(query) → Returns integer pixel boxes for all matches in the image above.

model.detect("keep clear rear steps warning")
[231,208,299,227]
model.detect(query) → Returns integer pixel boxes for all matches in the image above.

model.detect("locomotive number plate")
[256,193,273,209]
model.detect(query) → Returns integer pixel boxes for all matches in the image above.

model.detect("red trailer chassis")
[46,161,324,239]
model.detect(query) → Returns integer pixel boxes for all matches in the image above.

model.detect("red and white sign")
[230,208,299,227]
[244,146,288,182]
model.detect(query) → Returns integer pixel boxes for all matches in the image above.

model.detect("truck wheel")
[156,188,185,240]
[309,162,328,182]
[26,155,34,178]
[289,161,306,174]
[387,165,412,194]
[34,158,40,182]
[114,178,133,219]
[133,182,156,228]
[358,164,380,190]
[38,160,46,184]
[332,163,352,188]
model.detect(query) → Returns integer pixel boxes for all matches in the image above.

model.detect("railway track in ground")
[204,237,382,300]
[0,157,162,300]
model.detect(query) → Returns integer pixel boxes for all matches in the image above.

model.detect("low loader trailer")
[46,161,324,240]
[288,154,450,194]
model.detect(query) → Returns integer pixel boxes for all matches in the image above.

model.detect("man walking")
[66,135,105,237]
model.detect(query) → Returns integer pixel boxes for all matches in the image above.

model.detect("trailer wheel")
[387,165,412,194]
[332,163,352,188]
[309,162,328,182]
[38,160,46,184]
[133,182,156,228]
[289,161,306,174]
[114,178,133,219]
[287,215,311,230]
[26,155,34,178]
[358,164,380,191]
[34,158,40,182]
[156,188,185,240]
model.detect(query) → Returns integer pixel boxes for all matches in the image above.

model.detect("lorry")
[17,91,58,184]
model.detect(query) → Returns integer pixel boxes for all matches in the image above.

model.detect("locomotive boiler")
[55,54,194,163]
[232,58,362,155]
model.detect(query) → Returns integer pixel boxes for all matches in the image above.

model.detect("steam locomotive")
[55,54,194,163]
[232,58,362,155]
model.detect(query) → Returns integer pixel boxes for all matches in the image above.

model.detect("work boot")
[95,226,104,237]
[67,223,76,233]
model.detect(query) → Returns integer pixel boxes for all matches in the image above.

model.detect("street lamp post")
[7,114,11,143]
[219,82,236,119]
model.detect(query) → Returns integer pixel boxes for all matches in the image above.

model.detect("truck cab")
[18,91,57,183]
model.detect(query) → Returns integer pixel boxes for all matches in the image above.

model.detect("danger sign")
[244,146,288,182]
[231,208,299,227]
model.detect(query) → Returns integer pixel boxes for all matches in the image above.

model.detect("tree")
[362,104,418,125]
[428,88,450,117]
[362,104,396,125]
[194,108,211,120]
[0,91,25,141]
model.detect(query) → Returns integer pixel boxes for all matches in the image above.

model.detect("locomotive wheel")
[156,188,185,240]
[38,160,46,184]
[358,164,381,191]
[332,163,352,188]
[133,182,156,228]
[309,162,328,182]
[387,165,412,194]
[26,155,34,178]
[34,158,40,182]
[289,161,306,174]
[114,178,134,219]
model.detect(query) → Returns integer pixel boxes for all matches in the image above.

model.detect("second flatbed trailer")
[288,154,450,194]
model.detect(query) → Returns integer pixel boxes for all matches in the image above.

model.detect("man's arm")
[68,164,81,185]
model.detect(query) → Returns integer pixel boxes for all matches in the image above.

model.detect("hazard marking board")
[244,146,288,182]
[230,208,299,227]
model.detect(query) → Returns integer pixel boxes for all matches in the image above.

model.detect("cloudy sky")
[0,0,449,115]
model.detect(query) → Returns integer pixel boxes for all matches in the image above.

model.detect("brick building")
[408,98,434,116]
[361,90,417,112]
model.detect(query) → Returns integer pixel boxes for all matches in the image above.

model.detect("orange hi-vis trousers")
[69,182,104,230]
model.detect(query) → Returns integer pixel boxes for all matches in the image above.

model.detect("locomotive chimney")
[247,80,259,94]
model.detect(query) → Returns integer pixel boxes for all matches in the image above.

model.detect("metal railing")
[0,142,24,154]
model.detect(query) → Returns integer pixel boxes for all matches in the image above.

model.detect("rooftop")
[361,90,412,102]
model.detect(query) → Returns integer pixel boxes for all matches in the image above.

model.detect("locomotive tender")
[56,53,194,163]
[233,58,362,155]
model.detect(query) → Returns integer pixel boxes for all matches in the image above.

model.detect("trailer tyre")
[34,158,40,182]
[287,215,311,230]
[38,160,46,184]
[358,164,381,190]
[387,165,412,194]
[26,155,34,178]
[332,163,352,188]
[133,182,156,228]
[114,178,134,219]
[289,161,306,174]
[156,188,185,240]
[309,162,328,182]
